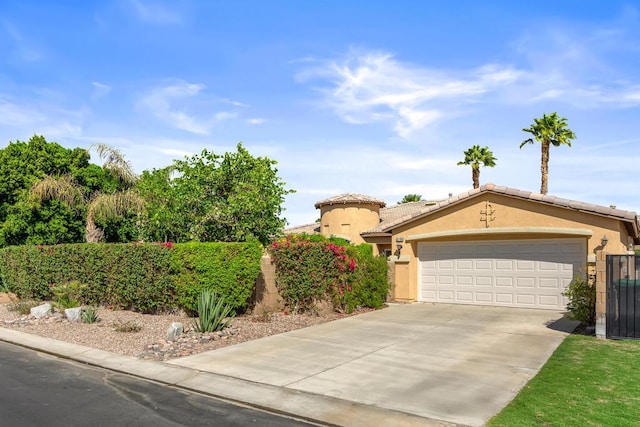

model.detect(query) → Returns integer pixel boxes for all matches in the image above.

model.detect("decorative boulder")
[167,322,184,341]
[30,303,52,318]
[65,307,82,322]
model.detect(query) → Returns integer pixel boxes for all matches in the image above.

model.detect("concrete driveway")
[169,304,577,426]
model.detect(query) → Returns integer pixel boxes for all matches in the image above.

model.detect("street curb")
[0,328,458,427]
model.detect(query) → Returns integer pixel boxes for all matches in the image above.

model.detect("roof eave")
[378,186,640,234]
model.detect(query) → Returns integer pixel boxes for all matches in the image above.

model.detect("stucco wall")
[389,193,634,302]
[319,203,381,245]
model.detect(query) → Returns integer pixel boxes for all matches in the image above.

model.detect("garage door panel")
[418,238,585,310]
[539,278,560,289]
[561,263,574,272]
[516,294,535,305]
[476,276,492,286]
[422,290,437,300]
[476,260,492,269]
[438,260,454,269]
[423,275,436,285]
[516,277,535,288]
[476,292,492,302]
[496,260,514,270]
[539,295,561,306]
[439,275,454,285]
[456,275,473,286]
[495,277,513,287]
[495,293,514,304]
[438,290,454,300]
[539,261,561,271]
[456,291,473,302]
[422,260,436,270]
[456,259,473,270]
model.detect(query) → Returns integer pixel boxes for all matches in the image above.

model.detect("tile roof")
[283,223,320,235]
[314,193,386,209]
[363,183,640,235]
[379,200,440,223]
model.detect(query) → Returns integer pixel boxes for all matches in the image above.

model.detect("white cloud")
[298,51,524,138]
[0,96,84,138]
[38,122,83,138]
[91,81,111,99]
[247,118,266,125]
[299,15,640,137]
[137,80,238,135]
[0,97,46,126]
[158,147,193,158]
[129,0,182,25]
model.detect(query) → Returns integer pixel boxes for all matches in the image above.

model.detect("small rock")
[166,322,183,341]
[65,307,82,322]
[30,303,52,318]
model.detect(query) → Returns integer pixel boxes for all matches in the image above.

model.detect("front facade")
[300,184,639,314]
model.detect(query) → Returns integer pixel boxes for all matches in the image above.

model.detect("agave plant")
[192,289,235,333]
[81,306,100,324]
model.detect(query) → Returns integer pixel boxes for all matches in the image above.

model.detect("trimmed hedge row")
[0,241,262,313]
[170,242,262,313]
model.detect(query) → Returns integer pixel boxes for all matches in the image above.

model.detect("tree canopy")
[398,194,422,204]
[521,112,576,195]
[457,145,497,189]
[0,136,121,246]
[0,137,293,247]
[138,143,293,245]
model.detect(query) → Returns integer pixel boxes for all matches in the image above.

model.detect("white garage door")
[418,238,586,309]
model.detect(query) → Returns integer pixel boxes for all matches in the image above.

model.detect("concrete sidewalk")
[0,304,576,426]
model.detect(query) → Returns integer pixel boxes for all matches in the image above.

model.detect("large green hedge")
[170,241,263,313]
[0,241,262,314]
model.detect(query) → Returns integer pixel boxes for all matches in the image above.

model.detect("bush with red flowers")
[268,234,389,313]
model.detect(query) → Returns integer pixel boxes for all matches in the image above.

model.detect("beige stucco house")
[291,184,639,330]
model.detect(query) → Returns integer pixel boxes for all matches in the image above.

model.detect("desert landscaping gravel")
[0,294,366,361]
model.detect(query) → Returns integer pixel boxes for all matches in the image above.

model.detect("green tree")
[136,167,188,243]
[398,194,422,204]
[29,144,143,243]
[138,143,293,245]
[0,135,112,246]
[521,112,576,195]
[457,145,497,189]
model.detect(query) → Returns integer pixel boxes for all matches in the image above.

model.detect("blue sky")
[1,1,639,226]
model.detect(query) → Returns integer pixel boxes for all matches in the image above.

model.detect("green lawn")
[487,335,640,426]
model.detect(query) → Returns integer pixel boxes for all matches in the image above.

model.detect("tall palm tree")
[520,112,576,195]
[457,145,497,189]
[30,144,143,243]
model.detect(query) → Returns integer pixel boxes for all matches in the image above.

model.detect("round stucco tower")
[314,193,386,245]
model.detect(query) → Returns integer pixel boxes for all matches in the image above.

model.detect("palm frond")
[91,143,138,187]
[89,190,145,223]
[29,175,84,208]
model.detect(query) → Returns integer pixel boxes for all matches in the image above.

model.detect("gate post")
[595,250,607,339]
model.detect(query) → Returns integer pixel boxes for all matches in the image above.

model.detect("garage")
[418,238,586,309]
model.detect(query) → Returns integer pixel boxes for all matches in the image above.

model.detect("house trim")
[405,227,594,242]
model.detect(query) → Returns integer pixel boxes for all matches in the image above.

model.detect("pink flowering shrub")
[268,234,388,313]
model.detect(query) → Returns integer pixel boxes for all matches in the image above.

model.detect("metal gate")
[606,255,640,339]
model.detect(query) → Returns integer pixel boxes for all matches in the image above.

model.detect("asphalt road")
[0,341,315,427]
